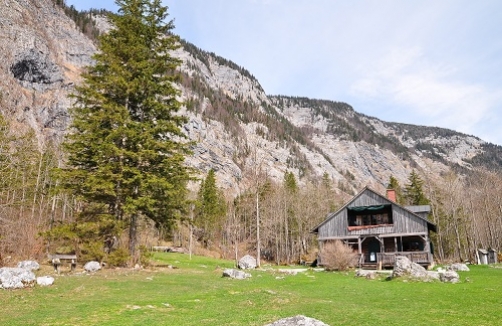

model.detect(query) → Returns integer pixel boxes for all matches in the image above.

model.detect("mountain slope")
[1,1,501,196]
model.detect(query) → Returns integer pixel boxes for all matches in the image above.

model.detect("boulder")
[0,267,36,289]
[222,269,251,280]
[392,256,428,279]
[84,261,101,272]
[238,254,257,269]
[37,276,55,286]
[17,260,40,271]
[426,271,440,281]
[448,263,470,272]
[265,315,330,326]
[440,270,460,283]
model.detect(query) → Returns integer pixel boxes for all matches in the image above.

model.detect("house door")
[367,238,380,263]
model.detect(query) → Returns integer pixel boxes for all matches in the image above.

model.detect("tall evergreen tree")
[61,0,192,261]
[283,171,298,194]
[404,170,430,205]
[195,169,226,244]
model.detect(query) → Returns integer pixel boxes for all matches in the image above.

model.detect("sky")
[66,0,502,145]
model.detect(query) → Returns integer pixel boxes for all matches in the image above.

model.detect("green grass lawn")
[1,253,501,325]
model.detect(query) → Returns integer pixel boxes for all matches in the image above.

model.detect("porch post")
[357,237,362,268]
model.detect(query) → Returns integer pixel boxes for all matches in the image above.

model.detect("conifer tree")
[61,0,192,261]
[195,169,226,244]
[283,171,298,194]
[404,170,429,205]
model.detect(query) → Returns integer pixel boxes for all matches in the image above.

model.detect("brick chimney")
[386,189,397,202]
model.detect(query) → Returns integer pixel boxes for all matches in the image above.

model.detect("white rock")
[222,269,251,280]
[0,267,36,289]
[84,261,101,272]
[265,315,330,326]
[448,263,470,272]
[17,260,40,271]
[440,270,460,283]
[37,276,55,286]
[238,254,257,269]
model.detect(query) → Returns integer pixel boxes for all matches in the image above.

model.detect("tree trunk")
[256,191,261,268]
[129,213,138,264]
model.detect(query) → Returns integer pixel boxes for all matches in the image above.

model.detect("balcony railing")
[358,251,432,268]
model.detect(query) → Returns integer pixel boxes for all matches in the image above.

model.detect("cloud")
[350,46,501,138]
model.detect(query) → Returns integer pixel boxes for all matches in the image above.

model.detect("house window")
[348,205,393,227]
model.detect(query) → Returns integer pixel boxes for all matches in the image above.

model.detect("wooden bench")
[48,254,77,273]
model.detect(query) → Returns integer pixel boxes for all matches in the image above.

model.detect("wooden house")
[312,187,436,269]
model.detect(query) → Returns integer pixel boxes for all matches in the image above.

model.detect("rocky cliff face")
[0,0,95,145]
[1,1,499,195]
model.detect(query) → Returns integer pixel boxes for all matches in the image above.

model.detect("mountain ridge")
[1,0,501,196]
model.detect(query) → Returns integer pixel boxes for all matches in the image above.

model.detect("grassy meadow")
[1,253,501,325]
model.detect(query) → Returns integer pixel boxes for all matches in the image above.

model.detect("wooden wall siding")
[348,191,389,208]
[317,190,429,239]
[392,206,428,233]
[317,210,348,238]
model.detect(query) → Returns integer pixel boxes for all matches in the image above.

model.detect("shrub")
[80,241,106,263]
[319,240,358,271]
[139,245,153,267]
[106,248,130,267]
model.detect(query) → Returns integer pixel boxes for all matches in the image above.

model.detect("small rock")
[37,276,55,286]
[355,269,376,278]
[265,315,330,326]
[84,261,101,272]
[448,263,470,272]
[440,270,460,283]
[222,268,251,280]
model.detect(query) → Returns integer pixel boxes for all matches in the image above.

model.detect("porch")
[358,251,433,269]
[346,233,433,269]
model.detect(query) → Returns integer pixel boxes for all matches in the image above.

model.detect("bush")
[106,248,130,267]
[80,241,105,263]
[139,245,153,267]
[319,240,358,271]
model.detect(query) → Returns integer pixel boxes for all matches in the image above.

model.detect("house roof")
[311,186,436,233]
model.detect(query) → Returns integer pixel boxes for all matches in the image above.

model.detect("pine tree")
[283,171,298,194]
[195,169,226,245]
[404,170,429,205]
[61,0,192,262]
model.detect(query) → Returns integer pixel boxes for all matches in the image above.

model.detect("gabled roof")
[311,186,436,233]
